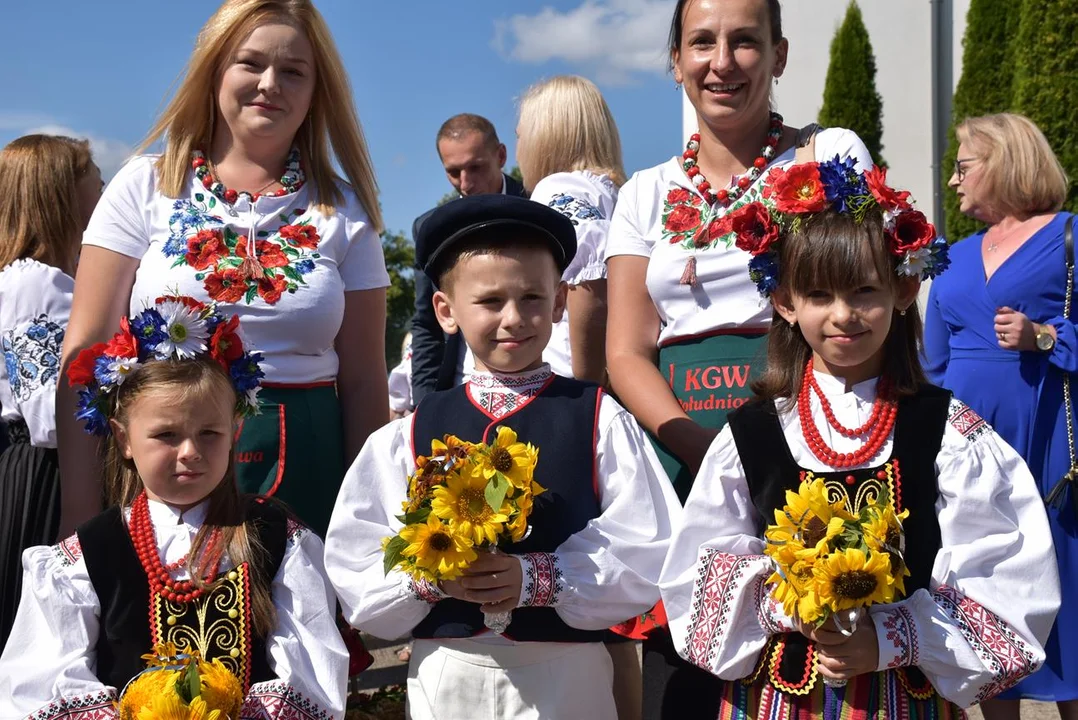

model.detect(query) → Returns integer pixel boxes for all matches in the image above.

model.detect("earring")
[675,82,682,91]
[773,78,779,87]
[899,309,907,316]
[789,320,796,327]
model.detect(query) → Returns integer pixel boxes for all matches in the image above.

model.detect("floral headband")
[720,157,950,297]
[67,295,265,436]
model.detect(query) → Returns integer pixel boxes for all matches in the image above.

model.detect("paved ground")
[354,634,1062,720]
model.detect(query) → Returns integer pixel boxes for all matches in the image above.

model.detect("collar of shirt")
[467,364,553,419]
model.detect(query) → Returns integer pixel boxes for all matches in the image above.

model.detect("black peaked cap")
[414,194,577,285]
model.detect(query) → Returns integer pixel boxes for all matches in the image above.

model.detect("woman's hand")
[994,307,1039,351]
[797,616,879,681]
[439,552,523,614]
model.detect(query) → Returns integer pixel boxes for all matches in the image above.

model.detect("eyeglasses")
[954,157,977,182]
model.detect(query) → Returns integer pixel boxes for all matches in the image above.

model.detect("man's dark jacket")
[409,173,528,405]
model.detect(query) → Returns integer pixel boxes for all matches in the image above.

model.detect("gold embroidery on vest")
[152,563,252,690]
[802,461,898,515]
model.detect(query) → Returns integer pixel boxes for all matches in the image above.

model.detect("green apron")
[233,384,344,537]
[649,331,768,502]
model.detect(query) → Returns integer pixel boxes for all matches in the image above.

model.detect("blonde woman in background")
[517,74,643,720]
[57,0,390,541]
[0,135,101,652]
[517,75,626,385]
[924,112,1075,719]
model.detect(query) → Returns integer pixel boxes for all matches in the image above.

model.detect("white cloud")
[494,0,672,85]
[0,113,134,180]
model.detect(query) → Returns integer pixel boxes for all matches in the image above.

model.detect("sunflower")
[812,547,895,614]
[431,435,475,470]
[196,658,242,720]
[475,426,537,490]
[767,478,851,554]
[862,503,911,595]
[431,466,510,545]
[120,668,178,720]
[399,515,478,579]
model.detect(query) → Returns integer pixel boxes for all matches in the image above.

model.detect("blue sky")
[0,0,680,238]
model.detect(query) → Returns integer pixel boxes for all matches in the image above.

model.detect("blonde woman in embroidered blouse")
[57,0,390,539]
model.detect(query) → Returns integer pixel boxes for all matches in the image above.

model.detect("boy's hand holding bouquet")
[383,427,544,631]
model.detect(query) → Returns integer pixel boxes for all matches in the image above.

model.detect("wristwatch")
[1036,325,1056,352]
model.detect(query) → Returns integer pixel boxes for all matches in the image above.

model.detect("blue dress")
[924,212,1077,702]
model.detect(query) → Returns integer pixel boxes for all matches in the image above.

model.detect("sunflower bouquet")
[763,477,910,633]
[382,427,543,629]
[118,642,243,720]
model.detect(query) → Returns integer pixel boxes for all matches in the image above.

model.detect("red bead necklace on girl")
[129,491,224,603]
[798,357,898,469]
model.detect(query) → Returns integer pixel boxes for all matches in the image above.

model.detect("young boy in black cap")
[325,194,679,720]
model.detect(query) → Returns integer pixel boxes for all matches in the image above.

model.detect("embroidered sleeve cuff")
[872,603,920,670]
[241,681,333,720]
[410,577,446,604]
[27,690,118,720]
[517,552,564,608]
[754,576,795,636]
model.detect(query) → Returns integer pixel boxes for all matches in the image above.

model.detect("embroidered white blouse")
[0,259,73,448]
[659,370,1060,708]
[0,498,349,720]
[531,171,619,378]
[324,364,682,641]
[607,128,873,346]
[81,155,390,384]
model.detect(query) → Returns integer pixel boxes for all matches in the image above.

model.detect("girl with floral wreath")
[604,0,871,714]
[56,0,390,542]
[0,134,102,652]
[0,297,347,718]
[659,159,1058,719]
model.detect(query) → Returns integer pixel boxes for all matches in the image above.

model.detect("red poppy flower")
[235,235,251,259]
[772,164,827,213]
[257,273,289,304]
[865,165,912,211]
[255,240,290,269]
[184,229,226,271]
[209,315,244,368]
[888,211,936,256]
[67,342,107,387]
[204,268,248,303]
[706,216,733,241]
[278,224,320,250]
[760,166,786,199]
[729,202,781,256]
[666,188,691,205]
[665,204,702,235]
[103,317,138,359]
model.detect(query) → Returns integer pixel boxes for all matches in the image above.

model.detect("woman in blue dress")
[924,113,1075,720]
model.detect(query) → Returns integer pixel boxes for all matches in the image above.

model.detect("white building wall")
[681,0,973,230]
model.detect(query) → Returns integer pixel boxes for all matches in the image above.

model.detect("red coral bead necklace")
[191,147,305,205]
[682,112,784,207]
[128,491,224,603]
[798,357,897,469]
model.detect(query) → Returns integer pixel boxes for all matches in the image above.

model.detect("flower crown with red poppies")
[67,295,265,436]
[723,157,950,297]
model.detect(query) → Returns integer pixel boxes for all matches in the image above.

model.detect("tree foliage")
[818,1,885,166]
[382,229,415,368]
[1011,0,1078,214]
[941,0,1020,242]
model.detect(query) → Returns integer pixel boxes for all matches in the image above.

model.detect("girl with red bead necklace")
[659,163,1060,719]
[0,298,348,719]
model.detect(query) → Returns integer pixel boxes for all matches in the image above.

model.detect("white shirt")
[82,156,390,384]
[388,335,413,413]
[607,128,872,346]
[531,171,619,378]
[0,498,349,719]
[325,364,681,642]
[0,259,73,447]
[659,370,1060,708]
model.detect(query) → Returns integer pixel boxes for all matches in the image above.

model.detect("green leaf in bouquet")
[484,472,509,513]
[177,659,201,703]
[383,535,409,576]
[394,507,432,526]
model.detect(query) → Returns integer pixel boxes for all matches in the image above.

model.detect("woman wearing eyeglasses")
[923,113,1076,719]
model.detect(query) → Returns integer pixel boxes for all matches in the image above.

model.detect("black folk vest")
[77,498,290,691]
[410,375,608,643]
[727,384,951,696]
